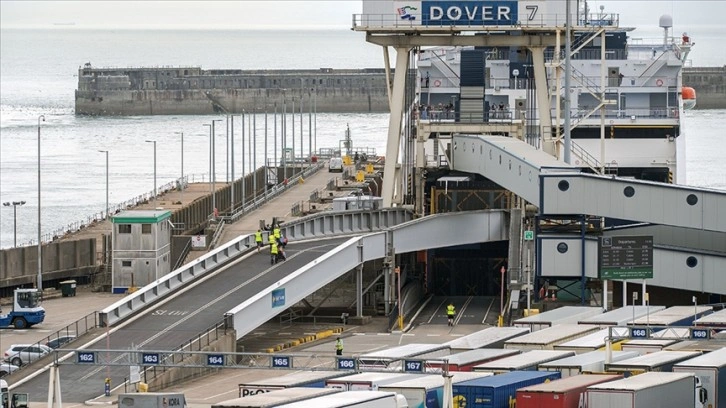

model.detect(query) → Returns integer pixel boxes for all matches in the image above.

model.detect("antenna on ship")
[659,14,673,47]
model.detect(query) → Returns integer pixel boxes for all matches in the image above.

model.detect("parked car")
[46,335,76,349]
[0,362,20,377]
[3,344,52,366]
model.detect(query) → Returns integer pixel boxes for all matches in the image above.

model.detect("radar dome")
[659,15,673,29]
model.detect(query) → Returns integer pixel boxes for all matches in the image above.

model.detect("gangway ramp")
[452,134,726,233]
[228,210,509,340]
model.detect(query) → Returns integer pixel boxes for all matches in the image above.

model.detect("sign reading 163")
[142,353,160,365]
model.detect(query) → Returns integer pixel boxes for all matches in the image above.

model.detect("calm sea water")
[1,28,724,248]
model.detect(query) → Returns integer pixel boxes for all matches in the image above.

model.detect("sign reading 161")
[142,353,160,365]
[272,356,291,368]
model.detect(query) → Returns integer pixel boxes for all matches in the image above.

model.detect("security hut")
[112,210,172,294]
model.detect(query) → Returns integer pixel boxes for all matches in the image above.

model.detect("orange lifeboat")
[682,86,696,110]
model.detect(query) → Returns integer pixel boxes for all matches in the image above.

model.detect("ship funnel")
[659,15,673,46]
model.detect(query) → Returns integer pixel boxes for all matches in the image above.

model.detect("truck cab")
[0,289,45,329]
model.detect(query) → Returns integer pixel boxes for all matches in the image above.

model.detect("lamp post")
[144,140,157,202]
[98,150,109,219]
[37,114,45,292]
[3,201,26,247]
[211,120,222,216]
[174,132,184,205]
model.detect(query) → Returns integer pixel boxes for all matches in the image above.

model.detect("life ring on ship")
[656,79,664,87]
[433,79,441,87]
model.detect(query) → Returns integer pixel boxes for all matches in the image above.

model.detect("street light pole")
[144,140,157,202]
[3,201,26,247]
[98,150,109,218]
[37,114,45,292]
[210,119,222,216]
[174,132,184,206]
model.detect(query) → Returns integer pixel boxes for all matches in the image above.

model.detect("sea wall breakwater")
[74,64,394,115]
[75,64,725,115]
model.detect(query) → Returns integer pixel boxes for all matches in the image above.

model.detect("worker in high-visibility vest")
[270,240,279,264]
[254,229,263,252]
[335,337,344,356]
[273,225,281,243]
[447,303,456,327]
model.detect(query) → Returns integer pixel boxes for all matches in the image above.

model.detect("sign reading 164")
[207,354,225,366]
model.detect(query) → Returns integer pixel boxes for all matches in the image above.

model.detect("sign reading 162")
[77,351,96,364]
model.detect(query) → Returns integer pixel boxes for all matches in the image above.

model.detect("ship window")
[119,224,131,234]
[122,260,132,267]
[184,70,188,75]
[686,194,698,206]
[558,180,570,191]
[686,256,698,268]
[623,186,635,197]
[142,224,152,234]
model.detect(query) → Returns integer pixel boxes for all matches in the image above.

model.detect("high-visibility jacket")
[270,242,278,255]
[254,231,263,242]
[447,304,455,316]
[335,339,343,351]
[273,227,281,239]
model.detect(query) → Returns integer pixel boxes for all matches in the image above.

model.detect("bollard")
[105,377,111,397]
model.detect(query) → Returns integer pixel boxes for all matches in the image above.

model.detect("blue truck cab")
[0,289,45,329]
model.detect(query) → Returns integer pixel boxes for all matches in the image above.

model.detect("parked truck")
[0,289,45,329]
[213,388,341,408]
[585,372,703,408]
[452,371,561,408]
[516,374,622,408]
[275,390,408,408]
[673,346,726,408]
[378,372,493,408]
[238,371,347,397]
[117,393,186,408]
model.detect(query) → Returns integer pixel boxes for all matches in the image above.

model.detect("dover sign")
[422,1,518,26]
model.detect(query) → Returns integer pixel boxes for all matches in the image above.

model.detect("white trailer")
[694,308,726,327]
[503,324,599,350]
[378,372,492,408]
[325,372,420,391]
[443,327,530,351]
[513,306,602,332]
[538,351,640,377]
[472,350,575,373]
[585,372,697,408]
[276,391,408,408]
[620,338,679,354]
[554,328,630,353]
[213,388,341,408]
[673,346,726,408]
[359,343,450,369]
[238,371,348,397]
[425,348,520,372]
[628,305,713,327]
[604,350,700,375]
[578,306,666,327]
[666,340,726,353]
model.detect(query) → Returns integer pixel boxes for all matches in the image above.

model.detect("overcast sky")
[0,1,720,29]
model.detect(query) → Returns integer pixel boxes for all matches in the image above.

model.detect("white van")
[328,157,343,173]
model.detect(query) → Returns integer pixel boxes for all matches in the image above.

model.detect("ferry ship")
[416,9,693,185]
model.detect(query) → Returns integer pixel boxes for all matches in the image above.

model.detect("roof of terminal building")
[112,209,172,223]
